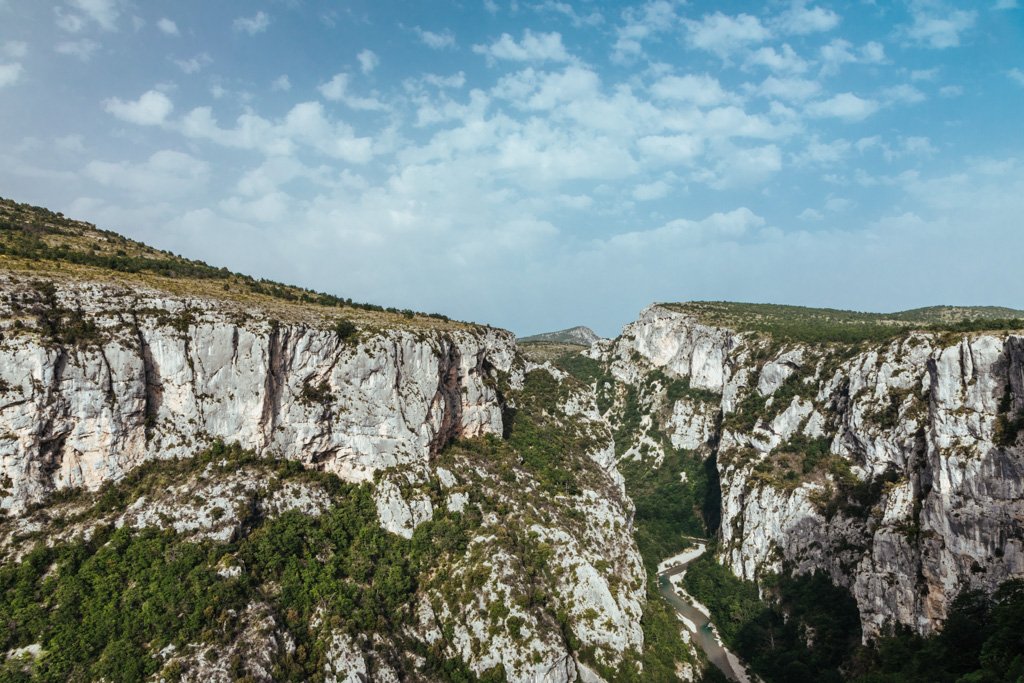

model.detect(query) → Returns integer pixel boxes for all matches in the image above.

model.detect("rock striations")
[0,274,512,514]
[0,270,664,681]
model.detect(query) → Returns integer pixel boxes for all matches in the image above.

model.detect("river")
[656,544,752,682]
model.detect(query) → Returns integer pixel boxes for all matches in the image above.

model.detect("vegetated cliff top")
[660,300,1024,344]
[0,196,475,331]
[519,325,600,345]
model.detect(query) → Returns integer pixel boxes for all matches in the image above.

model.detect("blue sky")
[1,0,1022,336]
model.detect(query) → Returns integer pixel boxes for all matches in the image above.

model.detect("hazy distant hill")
[519,325,600,346]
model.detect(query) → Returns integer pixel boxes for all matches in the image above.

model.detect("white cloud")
[157,18,179,36]
[775,3,840,35]
[855,135,937,162]
[650,74,738,107]
[1009,69,1024,87]
[910,68,939,81]
[819,39,885,75]
[744,44,808,73]
[55,10,87,33]
[357,49,379,75]
[902,136,937,156]
[55,39,100,61]
[0,62,22,89]
[415,27,456,49]
[632,179,671,201]
[233,11,270,35]
[473,30,570,62]
[85,150,209,196]
[271,74,291,91]
[905,7,976,48]
[611,1,678,63]
[54,134,86,153]
[798,208,823,221]
[58,0,121,32]
[174,53,211,74]
[751,75,821,101]
[705,144,782,188]
[824,196,853,211]
[317,72,388,111]
[685,12,770,59]
[605,207,766,250]
[793,137,851,165]
[939,84,963,97]
[555,194,593,210]
[806,92,879,121]
[103,89,173,126]
[235,157,337,197]
[318,73,348,100]
[536,1,603,28]
[993,0,1017,8]
[219,192,293,224]
[880,84,926,105]
[423,72,466,89]
[637,134,704,164]
[3,41,27,59]
[180,101,375,163]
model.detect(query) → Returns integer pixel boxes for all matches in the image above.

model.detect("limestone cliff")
[591,303,1024,638]
[0,273,511,514]
[0,270,674,681]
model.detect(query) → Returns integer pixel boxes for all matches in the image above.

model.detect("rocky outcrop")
[0,274,512,514]
[520,326,601,346]
[0,274,662,682]
[595,304,1024,638]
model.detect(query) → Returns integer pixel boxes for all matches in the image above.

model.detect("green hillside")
[0,196,463,331]
[662,301,1024,344]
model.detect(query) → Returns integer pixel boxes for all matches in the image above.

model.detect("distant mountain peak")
[519,325,600,346]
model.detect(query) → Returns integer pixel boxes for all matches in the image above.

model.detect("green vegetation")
[298,377,334,406]
[864,387,914,431]
[503,369,606,495]
[849,580,1024,682]
[332,318,357,341]
[685,550,1024,683]
[685,553,862,683]
[747,434,833,491]
[0,441,494,682]
[649,369,721,405]
[552,351,605,387]
[995,385,1024,448]
[661,302,1024,344]
[518,326,597,345]
[517,341,588,365]
[0,197,452,323]
[619,449,713,568]
[723,370,811,434]
[13,280,102,347]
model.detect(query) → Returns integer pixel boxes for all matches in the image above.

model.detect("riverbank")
[657,545,754,683]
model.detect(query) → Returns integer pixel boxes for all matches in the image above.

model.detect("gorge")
[1,197,1022,682]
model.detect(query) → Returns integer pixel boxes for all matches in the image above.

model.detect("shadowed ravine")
[657,545,751,683]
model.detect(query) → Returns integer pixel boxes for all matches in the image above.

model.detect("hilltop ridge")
[519,325,600,345]
[660,300,1024,343]
[0,196,466,331]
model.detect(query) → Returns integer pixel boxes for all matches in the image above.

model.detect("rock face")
[594,304,1024,638]
[0,275,511,513]
[520,326,601,346]
[0,274,659,682]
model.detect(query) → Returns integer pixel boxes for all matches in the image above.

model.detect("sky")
[1,1,1023,337]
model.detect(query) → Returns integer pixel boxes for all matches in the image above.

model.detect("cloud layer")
[1,0,1022,335]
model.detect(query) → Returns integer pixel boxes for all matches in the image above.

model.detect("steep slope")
[584,302,1024,642]
[0,199,697,682]
[520,327,601,346]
